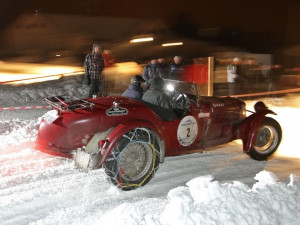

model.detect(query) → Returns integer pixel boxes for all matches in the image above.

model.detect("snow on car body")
[36,80,282,190]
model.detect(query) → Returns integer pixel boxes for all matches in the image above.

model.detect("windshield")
[163,79,198,102]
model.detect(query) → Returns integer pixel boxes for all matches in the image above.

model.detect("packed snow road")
[0,116,299,225]
[1,77,300,225]
[1,105,300,225]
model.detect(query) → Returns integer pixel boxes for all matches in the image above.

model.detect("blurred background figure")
[156,57,169,78]
[227,56,242,95]
[142,57,159,89]
[243,57,262,93]
[101,49,116,95]
[83,43,105,98]
[169,56,184,80]
[122,75,145,100]
[102,49,116,68]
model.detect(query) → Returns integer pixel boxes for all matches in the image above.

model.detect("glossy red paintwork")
[36,94,251,163]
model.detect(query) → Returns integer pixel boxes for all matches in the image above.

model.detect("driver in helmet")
[122,75,145,100]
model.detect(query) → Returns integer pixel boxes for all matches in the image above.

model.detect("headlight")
[166,84,175,92]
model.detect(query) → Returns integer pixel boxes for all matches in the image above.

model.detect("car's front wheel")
[248,117,282,160]
[104,128,161,190]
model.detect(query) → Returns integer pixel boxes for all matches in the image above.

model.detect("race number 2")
[177,116,198,146]
[187,128,190,137]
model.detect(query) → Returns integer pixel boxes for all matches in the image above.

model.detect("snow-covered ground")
[1,75,300,225]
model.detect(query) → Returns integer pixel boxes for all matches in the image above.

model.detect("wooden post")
[208,57,214,96]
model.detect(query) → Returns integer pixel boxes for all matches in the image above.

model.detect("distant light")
[162,42,183,47]
[0,63,83,85]
[130,37,153,43]
[56,54,61,57]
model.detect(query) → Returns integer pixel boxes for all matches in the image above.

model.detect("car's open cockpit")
[163,79,199,117]
[141,80,199,121]
[163,79,199,104]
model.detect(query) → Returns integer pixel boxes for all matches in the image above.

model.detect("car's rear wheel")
[104,128,161,190]
[248,117,282,160]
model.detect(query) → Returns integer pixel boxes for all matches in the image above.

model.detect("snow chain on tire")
[104,128,161,190]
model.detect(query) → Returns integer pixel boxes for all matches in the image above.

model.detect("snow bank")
[96,172,300,225]
[0,76,87,107]
[0,119,38,148]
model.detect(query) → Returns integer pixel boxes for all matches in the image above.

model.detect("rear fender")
[93,120,164,168]
[236,109,276,152]
[85,127,114,154]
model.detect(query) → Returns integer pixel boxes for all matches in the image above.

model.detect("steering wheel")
[172,92,190,118]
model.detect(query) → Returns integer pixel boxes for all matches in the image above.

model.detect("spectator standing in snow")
[83,43,105,98]
[227,57,242,95]
[122,75,145,100]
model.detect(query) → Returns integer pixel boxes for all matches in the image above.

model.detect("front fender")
[235,109,276,152]
[93,120,164,168]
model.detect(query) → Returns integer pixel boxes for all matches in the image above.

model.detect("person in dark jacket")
[122,75,145,100]
[156,57,169,78]
[142,77,173,110]
[142,58,159,89]
[142,77,177,121]
[83,43,105,98]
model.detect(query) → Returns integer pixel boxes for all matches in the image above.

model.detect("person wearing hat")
[227,56,242,95]
[122,75,145,100]
[142,57,160,89]
[83,43,105,98]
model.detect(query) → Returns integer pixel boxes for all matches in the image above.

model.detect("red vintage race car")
[36,79,282,190]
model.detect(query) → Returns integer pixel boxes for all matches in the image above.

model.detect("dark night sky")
[1,0,299,51]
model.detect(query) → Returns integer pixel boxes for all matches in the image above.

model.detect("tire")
[104,128,161,190]
[248,117,282,160]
